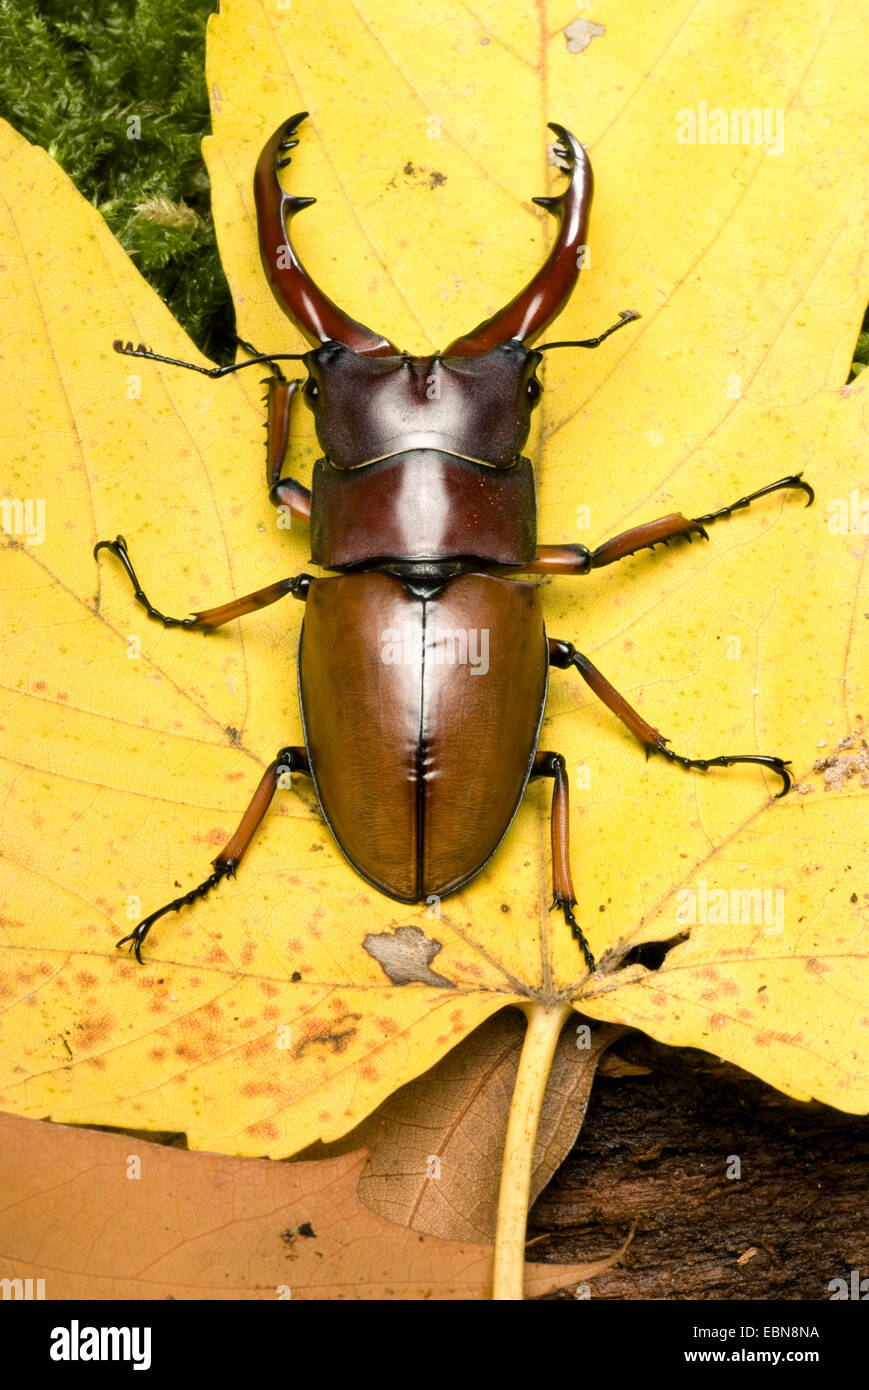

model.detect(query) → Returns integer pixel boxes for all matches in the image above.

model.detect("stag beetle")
[96,113,812,970]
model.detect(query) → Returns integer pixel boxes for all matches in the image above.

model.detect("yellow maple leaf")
[0,0,866,1250]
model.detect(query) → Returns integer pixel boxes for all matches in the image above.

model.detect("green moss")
[0,0,232,361]
[849,327,869,380]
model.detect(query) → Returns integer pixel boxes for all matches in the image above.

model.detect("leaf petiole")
[492,1000,574,1300]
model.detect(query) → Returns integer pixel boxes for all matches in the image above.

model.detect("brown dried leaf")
[0,1112,617,1300]
[302,1011,623,1242]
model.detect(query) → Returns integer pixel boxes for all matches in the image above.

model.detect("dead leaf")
[599,1054,652,1078]
[0,1112,617,1300]
[301,1011,623,1243]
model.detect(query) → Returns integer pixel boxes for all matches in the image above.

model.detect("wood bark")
[529,1033,869,1300]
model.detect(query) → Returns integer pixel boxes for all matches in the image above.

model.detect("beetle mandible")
[96,114,813,969]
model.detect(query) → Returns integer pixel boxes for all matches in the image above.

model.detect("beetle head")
[300,340,543,468]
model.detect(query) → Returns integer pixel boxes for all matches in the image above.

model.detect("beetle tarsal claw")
[114,861,236,963]
[651,745,793,798]
[550,897,596,973]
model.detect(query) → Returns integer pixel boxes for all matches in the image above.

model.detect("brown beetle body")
[100,112,810,968]
[299,571,547,902]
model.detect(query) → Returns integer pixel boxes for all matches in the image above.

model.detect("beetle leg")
[517,544,593,575]
[94,534,312,629]
[190,573,312,628]
[271,474,311,522]
[263,377,311,520]
[587,472,812,567]
[530,750,595,973]
[518,518,706,573]
[522,474,813,574]
[116,746,310,963]
[548,641,792,797]
[586,514,709,567]
[232,339,313,519]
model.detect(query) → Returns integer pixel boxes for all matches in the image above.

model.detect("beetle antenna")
[233,334,288,383]
[536,309,640,351]
[112,340,308,377]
